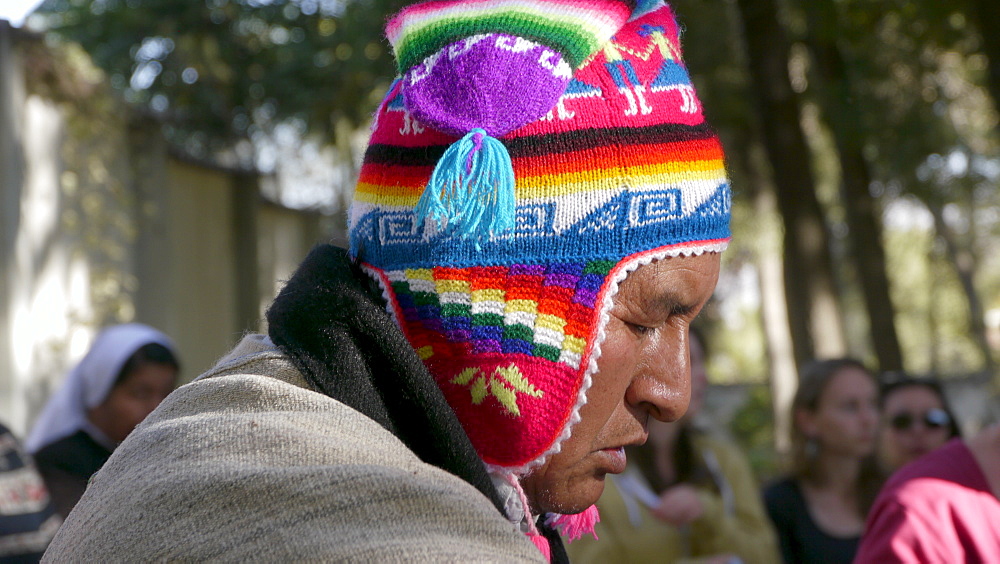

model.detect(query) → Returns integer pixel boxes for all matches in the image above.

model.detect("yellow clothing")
[567,432,779,564]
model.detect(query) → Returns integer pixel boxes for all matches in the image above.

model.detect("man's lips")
[596,432,647,474]
[599,446,627,474]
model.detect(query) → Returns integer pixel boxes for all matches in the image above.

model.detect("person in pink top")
[854,423,1000,562]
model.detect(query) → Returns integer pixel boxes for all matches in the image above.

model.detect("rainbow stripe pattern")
[388,261,612,369]
[387,0,635,72]
[351,2,731,471]
[378,260,614,467]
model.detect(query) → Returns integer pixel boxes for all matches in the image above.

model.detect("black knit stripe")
[363,121,718,166]
[507,121,716,157]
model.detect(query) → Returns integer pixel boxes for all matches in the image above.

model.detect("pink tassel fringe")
[547,504,601,542]
[530,533,551,562]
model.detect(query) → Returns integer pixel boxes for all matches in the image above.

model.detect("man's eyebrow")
[650,293,698,317]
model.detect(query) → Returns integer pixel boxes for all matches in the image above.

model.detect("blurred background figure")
[0,421,60,563]
[763,359,882,564]
[877,372,961,474]
[567,328,779,564]
[856,421,1000,561]
[24,323,179,518]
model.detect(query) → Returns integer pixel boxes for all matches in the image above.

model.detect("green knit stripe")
[395,13,602,72]
[583,260,616,276]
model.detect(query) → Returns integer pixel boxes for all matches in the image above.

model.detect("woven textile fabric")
[350,3,731,472]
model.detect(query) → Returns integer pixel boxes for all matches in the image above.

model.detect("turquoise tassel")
[414,128,516,242]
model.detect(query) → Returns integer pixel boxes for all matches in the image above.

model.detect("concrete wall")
[0,24,98,433]
[0,26,333,436]
[0,20,29,432]
[257,201,326,331]
[133,161,330,377]
[137,159,240,377]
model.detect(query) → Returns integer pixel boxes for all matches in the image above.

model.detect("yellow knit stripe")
[471,288,505,303]
[563,335,586,355]
[517,160,726,192]
[405,268,434,281]
[354,162,726,205]
[535,313,566,332]
[435,278,471,294]
[505,299,538,314]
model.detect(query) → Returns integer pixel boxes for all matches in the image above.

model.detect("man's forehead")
[618,253,719,303]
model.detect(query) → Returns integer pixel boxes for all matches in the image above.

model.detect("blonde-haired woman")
[763,359,883,564]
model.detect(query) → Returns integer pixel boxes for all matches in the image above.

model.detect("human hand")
[651,484,704,526]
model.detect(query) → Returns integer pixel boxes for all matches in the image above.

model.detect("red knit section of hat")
[429,353,580,467]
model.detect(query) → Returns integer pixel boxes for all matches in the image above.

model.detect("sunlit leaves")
[34,0,410,162]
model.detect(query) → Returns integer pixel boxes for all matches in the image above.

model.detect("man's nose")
[624,330,690,422]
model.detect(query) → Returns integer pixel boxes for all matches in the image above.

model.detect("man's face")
[521,252,721,514]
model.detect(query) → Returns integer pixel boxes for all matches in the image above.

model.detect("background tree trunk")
[800,0,904,371]
[928,202,994,373]
[723,116,800,453]
[964,0,999,403]
[750,167,798,454]
[970,0,1000,119]
[734,0,845,368]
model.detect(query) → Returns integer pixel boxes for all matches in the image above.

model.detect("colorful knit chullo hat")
[350,0,730,519]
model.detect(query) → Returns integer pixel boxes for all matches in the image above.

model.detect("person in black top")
[763,358,884,564]
[25,323,179,518]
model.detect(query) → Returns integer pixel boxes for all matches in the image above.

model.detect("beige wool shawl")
[43,334,542,562]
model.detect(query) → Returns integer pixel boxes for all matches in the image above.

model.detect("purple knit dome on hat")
[402,33,573,138]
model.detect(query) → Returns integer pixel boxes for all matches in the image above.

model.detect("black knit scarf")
[266,244,568,562]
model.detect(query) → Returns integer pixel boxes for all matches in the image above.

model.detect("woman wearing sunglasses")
[877,373,961,473]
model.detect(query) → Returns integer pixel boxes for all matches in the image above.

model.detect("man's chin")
[532,478,606,515]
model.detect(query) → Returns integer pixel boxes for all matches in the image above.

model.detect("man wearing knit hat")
[43,0,729,561]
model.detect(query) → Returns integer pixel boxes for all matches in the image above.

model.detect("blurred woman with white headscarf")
[25,323,179,518]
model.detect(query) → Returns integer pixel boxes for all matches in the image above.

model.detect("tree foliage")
[675,0,998,380]
[31,0,1000,383]
[35,0,409,163]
